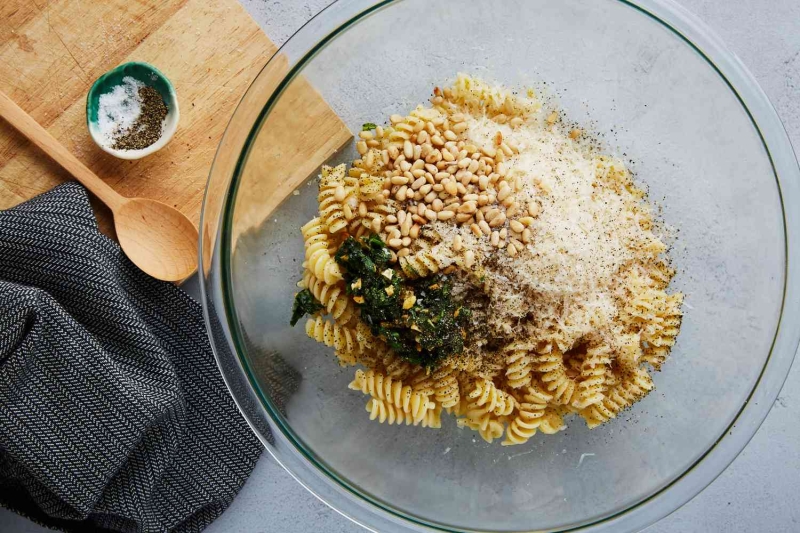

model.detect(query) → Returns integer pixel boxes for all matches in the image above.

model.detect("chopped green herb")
[361,122,377,131]
[334,234,469,368]
[290,289,323,326]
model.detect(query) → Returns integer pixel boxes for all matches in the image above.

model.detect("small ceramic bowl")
[86,61,179,160]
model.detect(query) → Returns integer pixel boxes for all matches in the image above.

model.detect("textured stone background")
[2,0,799,531]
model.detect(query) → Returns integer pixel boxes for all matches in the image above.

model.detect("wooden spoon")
[0,90,198,282]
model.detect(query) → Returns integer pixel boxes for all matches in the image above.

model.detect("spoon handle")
[0,90,124,211]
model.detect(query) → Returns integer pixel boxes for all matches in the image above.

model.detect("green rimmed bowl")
[86,61,179,160]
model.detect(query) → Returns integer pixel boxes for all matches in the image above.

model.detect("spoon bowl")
[116,198,198,282]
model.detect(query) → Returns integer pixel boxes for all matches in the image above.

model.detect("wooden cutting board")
[0,0,350,239]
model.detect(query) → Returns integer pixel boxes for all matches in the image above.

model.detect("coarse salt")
[96,76,144,148]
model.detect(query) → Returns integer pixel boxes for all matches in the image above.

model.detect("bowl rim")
[199,0,800,531]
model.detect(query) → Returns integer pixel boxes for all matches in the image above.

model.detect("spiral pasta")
[431,363,461,409]
[579,367,654,429]
[502,385,552,446]
[398,248,452,278]
[302,270,354,324]
[318,164,358,234]
[294,75,683,445]
[349,369,433,425]
[504,342,534,389]
[301,218,343,285]
[532,349,577,405]
[571,344,611,410]
[305,316,361,362]
[365,398,411,425]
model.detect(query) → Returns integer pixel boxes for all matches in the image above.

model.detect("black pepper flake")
[113,86,168,150]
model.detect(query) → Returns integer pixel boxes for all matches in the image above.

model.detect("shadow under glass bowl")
[199,0,800,531]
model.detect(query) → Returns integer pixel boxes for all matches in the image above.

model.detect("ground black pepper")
[112,86,167,150]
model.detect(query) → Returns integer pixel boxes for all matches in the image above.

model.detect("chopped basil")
[290,289,323,326]
[334,234,469,368]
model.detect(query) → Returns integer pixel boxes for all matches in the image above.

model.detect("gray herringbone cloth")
[0,183,262,532]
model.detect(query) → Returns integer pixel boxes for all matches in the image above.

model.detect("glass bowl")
[199,0,800,531]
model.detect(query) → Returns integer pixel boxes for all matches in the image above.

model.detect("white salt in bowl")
[86,61,179,160]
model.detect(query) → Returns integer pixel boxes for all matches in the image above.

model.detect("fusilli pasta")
[292,74,683,446]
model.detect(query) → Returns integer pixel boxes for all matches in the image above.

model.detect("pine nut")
[389,238,403,248]
[488,212,506,228]
[444,130,457,141]
[397,248,410,258]
[417,130,429,144]
[507,242,517,256]
[455,213,473,224]
[402,236,411,247]
[478,220,491,235]
[475,209,484,223]
[371,217,382,233]
[334,185,346,202]
[453,122,468,133]
[411,177,426,190]
[417,203,427,215]
[522,228,532,243]
[457,201,477,214]
[453,235,463,251]
[510,220,525,233]
[471,223,482,237]
[442,150,455,162]
[485,208,500,222]
[437,210,454,221]
[342,203,353,220]
[390,114,404,124]
[419,184,432,195]
[396,185,408,201]
[490,231,500,246]
[499,228,507,240]
[432,199,444,211]
[391,176,409,185]
[410,224,420,238]
[458,157,471,169]
[358,202,368,217]
[477,194,489,206]
[357,141,368,155]
[464,250,475,268]
[528,201,540,217]
[468,159,479,173]
[386,215,398,224]
[401,215,412,236]
[431,135,445,146]
[497,185,512,202]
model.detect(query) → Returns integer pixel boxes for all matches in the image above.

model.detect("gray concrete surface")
[2,0,800,532]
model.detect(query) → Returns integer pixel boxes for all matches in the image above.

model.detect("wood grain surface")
[0,0,347,241]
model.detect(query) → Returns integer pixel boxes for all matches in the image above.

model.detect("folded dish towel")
[0,182,262,532]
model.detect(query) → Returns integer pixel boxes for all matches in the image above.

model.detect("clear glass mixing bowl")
[199,1,800,531]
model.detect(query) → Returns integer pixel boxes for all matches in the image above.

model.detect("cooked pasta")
[291,74,683,446]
